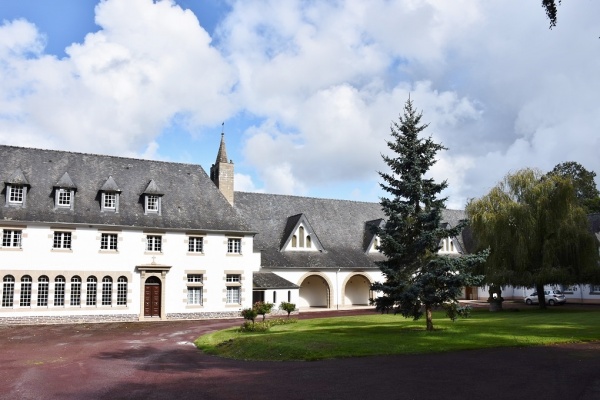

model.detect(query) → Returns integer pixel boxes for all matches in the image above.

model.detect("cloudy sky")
[0,0,598,208]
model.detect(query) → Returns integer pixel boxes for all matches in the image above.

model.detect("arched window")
[20,275,32,307]
[2,275,15,308]
[38,276,49,306]
[306,235,312,248]
[71,276,81,306]
[54,276,65,306]
[292,235,297,247]
[299,227,305,247]
[117,276,127,306]
[86,276,97,306]
[102,276,112,306]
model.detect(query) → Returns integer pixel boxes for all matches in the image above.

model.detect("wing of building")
[2,135,599,324]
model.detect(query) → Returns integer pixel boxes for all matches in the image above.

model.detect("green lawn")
[194,308,600,361]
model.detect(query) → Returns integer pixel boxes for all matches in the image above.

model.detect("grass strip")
[194,308,600,361]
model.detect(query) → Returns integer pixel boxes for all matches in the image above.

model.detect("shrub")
[253,301,274,321]
[279,301,296,318]
[241,308,258,324]
[239,321,271,332]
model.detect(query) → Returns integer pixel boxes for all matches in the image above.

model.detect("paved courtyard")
[0,308,599,399]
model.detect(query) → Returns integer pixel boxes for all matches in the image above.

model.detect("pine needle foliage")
[373,98,486,331]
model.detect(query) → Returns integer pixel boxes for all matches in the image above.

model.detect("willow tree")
[372,98,486,331]
[466,168,599,309]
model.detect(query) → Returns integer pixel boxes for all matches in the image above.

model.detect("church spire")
[210,125,234,206]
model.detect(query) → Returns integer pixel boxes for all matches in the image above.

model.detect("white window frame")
[53,231,72,249]
[227,238,242,254]
[188,237,204,253]
[56,188,73,208]
[117,276,127,306]
[145,195,160,214]
[226,286,241,304]
[146,235,162,252]
[226,274,241,283]
[101,192,118,212]
[8,185,24,205]
[100,233,118,251]
[188,286,203,305]
[2,229,22,248]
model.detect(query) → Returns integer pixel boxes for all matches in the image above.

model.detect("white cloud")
[1,0,600,207]
[0,0,236,157]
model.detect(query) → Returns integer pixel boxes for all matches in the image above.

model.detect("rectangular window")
[9,185,24,204]
[226,286,241,304]
[103,193,116,209]
[227,238,241,254]
[101,233,118,250]
[187,287,203,305]
[57,189,72,207]
[2,230,22,248]
[188,237,203,253]
[226,274,240,283]
[591,285,600,293]
[188,274,203,283]
[146,235,162,252]
[53,232,72,249]
[146,195,159,213]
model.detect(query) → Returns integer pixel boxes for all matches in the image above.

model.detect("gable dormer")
[142,179,163,215]
[439,237,460,254]
[364,219,384,254]
[100,176,121,213]
[54,172,77,210]
[280,214,324,252]
[5,168,30,208]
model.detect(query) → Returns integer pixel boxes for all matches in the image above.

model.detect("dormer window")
[54,172,76,210]
[4,168,30,208]
[440,237,457,253]
[282,214,323,252]
[142,180,163,215]
[99,176,121,213]
[8,185,24,204]
[57,189,72,207]
[145,195,160,214]
[103,192,117,210]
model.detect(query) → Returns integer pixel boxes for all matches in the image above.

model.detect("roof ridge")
[0,144,205,171]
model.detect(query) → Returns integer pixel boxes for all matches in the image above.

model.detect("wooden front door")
[144,277,161,317]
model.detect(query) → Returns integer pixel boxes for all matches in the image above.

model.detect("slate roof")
[0,145,251,232]
[253,272,299,289]
[234,192,468,270]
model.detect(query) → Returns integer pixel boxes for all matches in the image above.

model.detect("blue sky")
[0,0,599,208]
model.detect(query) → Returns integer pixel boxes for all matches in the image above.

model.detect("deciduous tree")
[372,98,486,331]
[466,168,599,309]
[547,161,600,213]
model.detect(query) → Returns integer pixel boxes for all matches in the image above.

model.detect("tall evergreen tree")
[466,168,600,309]
[373,98,486,331]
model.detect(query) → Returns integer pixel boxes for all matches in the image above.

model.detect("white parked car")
[524,290,566,306]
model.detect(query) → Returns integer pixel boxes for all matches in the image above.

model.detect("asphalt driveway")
[0,308,599,400]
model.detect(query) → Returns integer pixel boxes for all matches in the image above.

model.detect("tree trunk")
[536,283,547,310]
[425,305,434,331]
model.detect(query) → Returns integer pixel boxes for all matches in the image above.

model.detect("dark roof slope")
[0,145,251,232]
[253,272,299,289]
[235,192,467,270]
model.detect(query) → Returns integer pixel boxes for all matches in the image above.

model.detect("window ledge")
[51,249,73,253]
[0,247,23,251]
[186,252,205,256]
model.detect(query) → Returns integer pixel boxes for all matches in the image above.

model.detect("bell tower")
[210,130,234,206]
